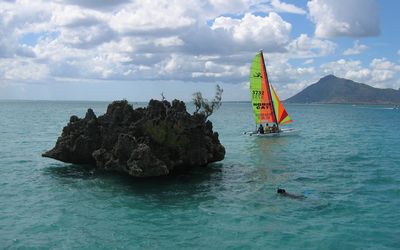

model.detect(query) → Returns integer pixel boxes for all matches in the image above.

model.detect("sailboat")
[246,50,295,136]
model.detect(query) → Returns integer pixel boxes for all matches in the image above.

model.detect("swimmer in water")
[277,188,306,200]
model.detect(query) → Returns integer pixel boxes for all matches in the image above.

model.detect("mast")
[259,50,279,131]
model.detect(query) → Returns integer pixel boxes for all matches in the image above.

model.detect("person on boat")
[264,123,270,133]
[271,124,278,133]
[277,188,305,200]
[258,124,264,134]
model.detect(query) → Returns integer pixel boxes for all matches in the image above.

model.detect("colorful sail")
[249,51,293,126]
[271,85,293,125]
[249,52,276,124]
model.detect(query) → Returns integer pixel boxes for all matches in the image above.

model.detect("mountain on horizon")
[285,75,400,104]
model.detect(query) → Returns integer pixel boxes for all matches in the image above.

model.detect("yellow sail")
[271,85,293,125]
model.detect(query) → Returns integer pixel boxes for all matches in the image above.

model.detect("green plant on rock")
[192,84,223,119]
[144,120,189,148]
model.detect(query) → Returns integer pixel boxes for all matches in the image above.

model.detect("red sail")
[259,52,277,124]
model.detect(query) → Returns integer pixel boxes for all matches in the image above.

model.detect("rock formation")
[43,99,225,177]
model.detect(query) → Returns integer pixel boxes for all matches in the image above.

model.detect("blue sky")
[0,0,399,101]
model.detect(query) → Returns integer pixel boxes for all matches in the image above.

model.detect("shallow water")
[0,101,399,249]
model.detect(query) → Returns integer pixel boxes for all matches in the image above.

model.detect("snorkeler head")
[277,188,286,194]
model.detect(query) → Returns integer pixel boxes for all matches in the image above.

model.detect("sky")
[0,0,399,101]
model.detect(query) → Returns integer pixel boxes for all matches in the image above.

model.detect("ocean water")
[0,100,399,249]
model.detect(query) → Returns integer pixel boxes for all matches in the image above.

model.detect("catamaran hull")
[244,128,298,137]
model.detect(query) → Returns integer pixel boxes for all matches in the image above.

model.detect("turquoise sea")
[1,100,399,249]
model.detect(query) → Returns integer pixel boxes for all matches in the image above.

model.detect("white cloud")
[343,40,368,55]
[270,0,306,15]
[109,1,196,33]
[308,0,380,38]
[59,23,115,49]
[321,59,370,83]
[397,50,400,56]
[51,5,104,28]
[0,59,49,81]
[0,1,41,58]
[212,12,292,51]
[287,34,336,58]
[370,58,400,71]
[369,58,400,85]
[154,37,184,48]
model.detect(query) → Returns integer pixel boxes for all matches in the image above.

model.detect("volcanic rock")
[42,100,225,177]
